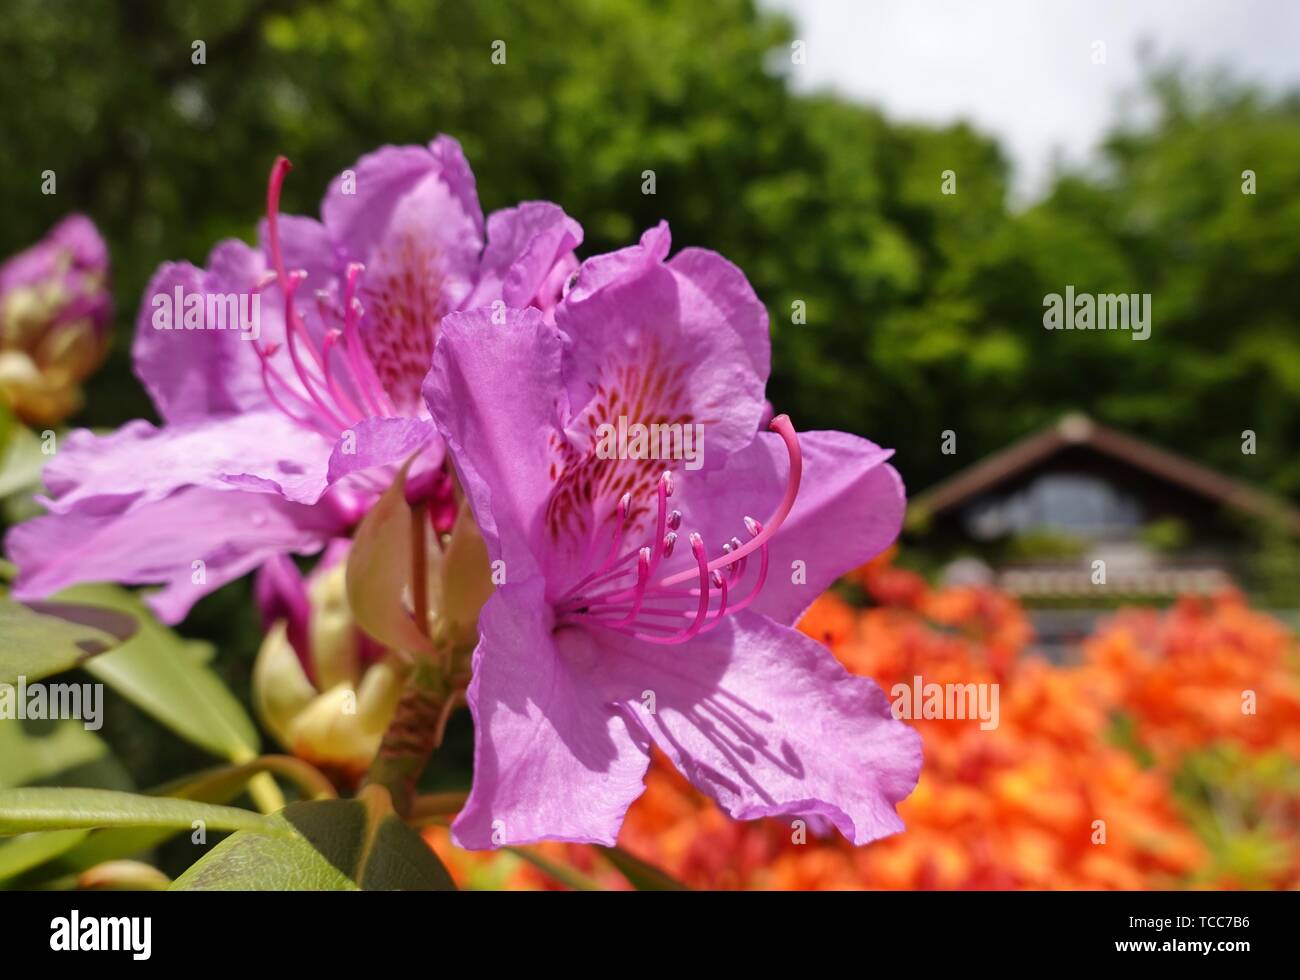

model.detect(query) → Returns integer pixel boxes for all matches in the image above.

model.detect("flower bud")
[347,462,494,661]
[0,215,111,425]
[252,542,404,786]
[430,499,494,654]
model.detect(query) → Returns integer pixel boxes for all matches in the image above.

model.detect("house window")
[965,472,1141,539]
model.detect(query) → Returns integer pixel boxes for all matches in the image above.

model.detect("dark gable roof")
[911,413,1300,533]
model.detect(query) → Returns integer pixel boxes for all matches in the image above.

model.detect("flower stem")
[406,791,469,827]
[363,656,451,817]
[245,769,287,814]
[411,502,430,641]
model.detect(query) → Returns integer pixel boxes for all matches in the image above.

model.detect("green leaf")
[0,718,114,790]
[0,721,133,885]
[0,421,47,496]
[0,829,89,881]
[170,818,359,891]
[55,585,260,761]
[0,422,45,499]
[172,787,455,891]
[0,596,137,685]
[0,787,284,837]
[45,756,335,875]
[598,845,688,890]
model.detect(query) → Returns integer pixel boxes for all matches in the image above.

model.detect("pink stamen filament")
[659,414,801,586]
[256,355,327,434]
[341,263,396,417]
[257,157,395,435]
[645,473,672,578]
[609,548,652,626]
[558,492,634,602]
[556,415,800,644]
[574,473,674,606]
[319,329,366,422]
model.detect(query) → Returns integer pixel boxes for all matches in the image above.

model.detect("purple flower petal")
[424,218,918,848]
[464,201,583,312]
[255,213,338,289]
[667,245,771,386]
[7,488,342,623]
[39,413,335,514]
[424,306,564,584]
[254,551,313,670]
[320,138,484,264]
[524,224,771,582]
[560,226,771,399]
[562,221,671,304]
[554,224,769,467]
[582,610,922,845]
[451,583,651,849]
[325,416,442,485]
[132,246,274,425]
[320,138,486,413]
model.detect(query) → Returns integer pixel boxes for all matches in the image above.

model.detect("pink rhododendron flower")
[0,214,111,425]
[425,223,921,848]
[6,137,580,622]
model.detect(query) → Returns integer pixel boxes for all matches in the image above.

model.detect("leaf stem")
[406,791,469,827]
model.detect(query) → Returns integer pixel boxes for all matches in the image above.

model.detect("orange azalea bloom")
[427,555,1299,890]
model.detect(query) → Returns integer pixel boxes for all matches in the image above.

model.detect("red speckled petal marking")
[545,343,713,547]
[360,231,449,415]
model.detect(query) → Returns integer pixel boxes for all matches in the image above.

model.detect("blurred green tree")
[3,2,1295,500]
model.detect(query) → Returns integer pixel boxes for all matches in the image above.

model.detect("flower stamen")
[557,415,801,644]
[254,157,396,437]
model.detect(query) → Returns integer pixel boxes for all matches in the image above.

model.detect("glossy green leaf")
[170,818,358,891]
[0,720,133,884]
[0,787,284,837]
[46,756,334,874]
[172,788,455,891]
[0,595,136,685]
[55,584,260,761]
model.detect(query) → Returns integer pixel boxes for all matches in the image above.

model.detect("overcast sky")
[762,0,1300,198]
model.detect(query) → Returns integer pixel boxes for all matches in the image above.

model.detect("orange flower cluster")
[1085,593,1300,764]
[427,553,1300,889]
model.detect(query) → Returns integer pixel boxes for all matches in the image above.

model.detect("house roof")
[911,413,1300,534]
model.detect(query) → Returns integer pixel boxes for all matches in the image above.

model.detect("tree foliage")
[1,0,1296,490]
